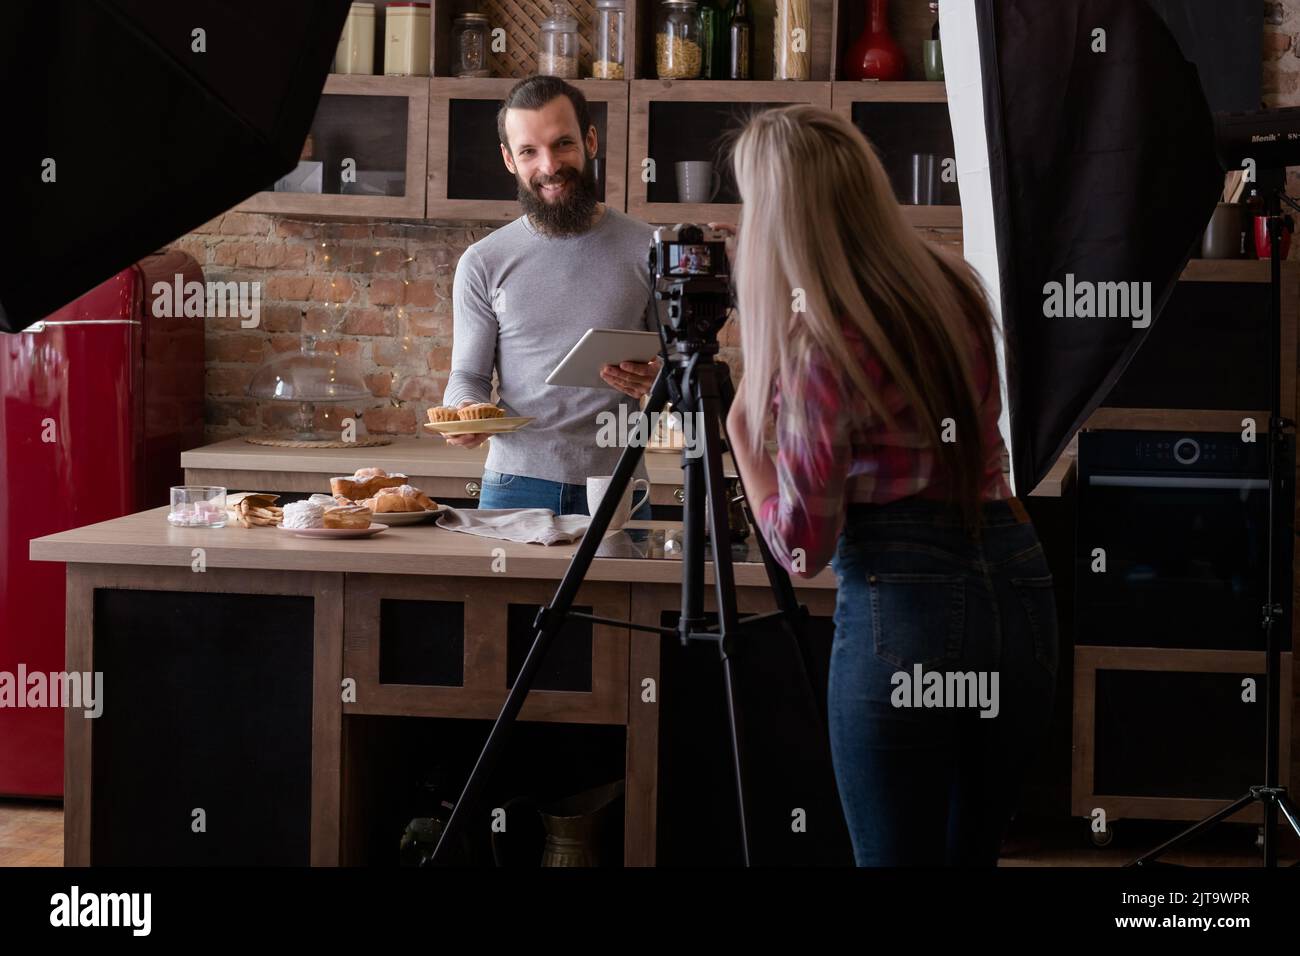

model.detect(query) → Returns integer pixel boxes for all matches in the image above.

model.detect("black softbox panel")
[0,0,353,333]
[969,0,1224,493]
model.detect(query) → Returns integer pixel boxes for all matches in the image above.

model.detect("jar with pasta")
[593,0,626,79]
[656,0,703,80]
[539,3,580,78]
[774,0,810,80]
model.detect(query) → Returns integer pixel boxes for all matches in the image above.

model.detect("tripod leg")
[715,363,823,727]
[1276,793,1300,840]
[430,368,674,865]
[1129,791,1257,867]
[691,361,753,866]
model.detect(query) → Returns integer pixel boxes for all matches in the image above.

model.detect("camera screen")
[667,244,714,276]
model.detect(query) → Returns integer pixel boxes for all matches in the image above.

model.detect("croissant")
[361,484,438,513]
[329,467,408,501]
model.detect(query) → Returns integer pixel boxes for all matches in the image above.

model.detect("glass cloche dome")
[247,333,372,440]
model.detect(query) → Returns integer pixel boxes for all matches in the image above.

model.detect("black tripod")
[1132,189,1300,867]
[429,255,820,866]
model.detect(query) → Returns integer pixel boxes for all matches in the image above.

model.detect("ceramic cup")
[586,476,651,532]
[675,161,721,203]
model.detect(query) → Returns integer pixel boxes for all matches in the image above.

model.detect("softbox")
[941,0,1224,493]
[0,0,353,334]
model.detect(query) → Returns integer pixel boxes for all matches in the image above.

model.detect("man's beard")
[518,159,599,237]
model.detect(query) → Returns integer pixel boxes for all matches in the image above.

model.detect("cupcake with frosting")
[457,402,506,421]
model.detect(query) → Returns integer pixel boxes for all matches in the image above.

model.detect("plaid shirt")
[755,318,1012,579]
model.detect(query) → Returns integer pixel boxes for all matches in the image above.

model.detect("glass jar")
[774,0,810,80]
[539,3,580,78]
[593,0,626,79]
[452,13,491,77]
[656,0,703,80]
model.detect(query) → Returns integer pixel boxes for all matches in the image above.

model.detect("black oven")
[1075,430,1274,651]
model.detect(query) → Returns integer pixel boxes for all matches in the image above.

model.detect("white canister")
[384,2,431,76]
[334,2,376,75]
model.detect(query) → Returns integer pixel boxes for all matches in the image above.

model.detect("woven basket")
[483,0,596,78]
[243,436,393,449]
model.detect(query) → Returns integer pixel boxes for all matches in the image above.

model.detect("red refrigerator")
[0,250,205,797]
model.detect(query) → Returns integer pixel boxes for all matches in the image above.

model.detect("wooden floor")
[0,800,62,867]
[2,800,1295,866]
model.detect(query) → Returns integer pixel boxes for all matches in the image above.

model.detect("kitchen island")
[30,507,840,867]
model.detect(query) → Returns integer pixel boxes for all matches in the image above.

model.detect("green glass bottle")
[698,0,723,79]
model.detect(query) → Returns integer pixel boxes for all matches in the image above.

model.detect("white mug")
[675,161,722,204]
[586,476,651,531]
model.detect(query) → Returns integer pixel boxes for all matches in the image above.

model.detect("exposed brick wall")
[182,13,1293,442]
[179,214,488,440]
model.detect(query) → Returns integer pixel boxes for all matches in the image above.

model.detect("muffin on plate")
[427,405,460,424]
[457,403,506,421]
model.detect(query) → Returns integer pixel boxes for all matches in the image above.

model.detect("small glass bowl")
[169,486,228,528]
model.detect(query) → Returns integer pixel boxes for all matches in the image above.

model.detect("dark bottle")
[727,0,752,80]
[931,0,939,39]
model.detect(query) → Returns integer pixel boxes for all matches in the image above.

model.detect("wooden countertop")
[181,436,1075,497]
[29,506,839,589]
[182,436,736,485]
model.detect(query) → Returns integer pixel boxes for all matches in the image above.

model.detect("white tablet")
[545,328,663,388]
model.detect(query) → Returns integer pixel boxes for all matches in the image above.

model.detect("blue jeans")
[477,468,654,519]
[827,496,1058,866]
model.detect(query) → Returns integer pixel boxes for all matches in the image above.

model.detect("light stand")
[1132,187,1300,867]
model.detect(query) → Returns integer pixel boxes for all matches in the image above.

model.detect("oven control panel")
[1083,430,1268,475]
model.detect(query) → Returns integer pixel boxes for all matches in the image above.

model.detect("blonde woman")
[722,106,1058,866]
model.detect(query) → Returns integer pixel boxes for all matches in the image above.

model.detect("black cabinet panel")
[379,599,465,687]
[91,588,313,865]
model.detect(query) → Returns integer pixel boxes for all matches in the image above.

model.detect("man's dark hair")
[496,76,592,155]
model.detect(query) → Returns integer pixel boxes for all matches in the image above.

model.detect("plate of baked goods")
[423,403,533,435]
[350,483,445,524]
[276,500,386,538]
[369,504,449,525]
[277,523,388,539]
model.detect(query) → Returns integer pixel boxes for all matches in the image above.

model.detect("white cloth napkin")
[435,507,593,546]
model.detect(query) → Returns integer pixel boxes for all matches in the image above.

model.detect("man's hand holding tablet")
[600,357,660,399]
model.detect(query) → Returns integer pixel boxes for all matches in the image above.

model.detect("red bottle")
[843,0,906,81]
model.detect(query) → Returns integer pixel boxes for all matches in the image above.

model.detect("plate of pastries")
[329,466,445,525]
[271,468,447,537]
[423,403,534,435]
[276,497,387,538]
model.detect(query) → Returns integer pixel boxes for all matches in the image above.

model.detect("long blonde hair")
[729,105,1000,529]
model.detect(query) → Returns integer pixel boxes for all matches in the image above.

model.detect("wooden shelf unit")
[426,76,629,222]
[233,0,957,224]
[831,79,960,229]
[626,78,833,224]
[236,74,429,220]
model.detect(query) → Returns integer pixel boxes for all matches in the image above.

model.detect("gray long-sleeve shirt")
[444,207,657,485]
